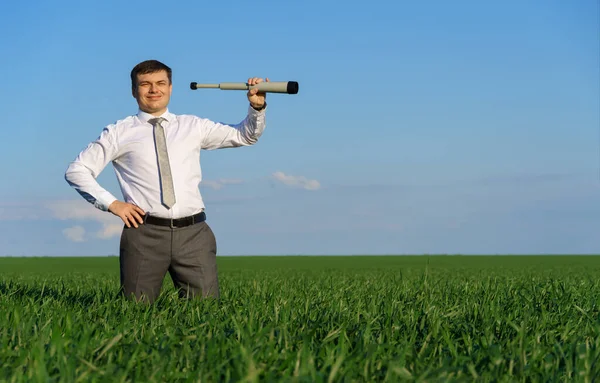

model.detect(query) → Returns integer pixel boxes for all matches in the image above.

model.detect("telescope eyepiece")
[286,81,299,94]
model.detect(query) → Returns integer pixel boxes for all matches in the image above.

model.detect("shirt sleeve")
[200,105,267,150]
[64,126,120,211]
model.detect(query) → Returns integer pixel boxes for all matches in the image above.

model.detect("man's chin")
[142,103,166,112]
[140,106,166,115]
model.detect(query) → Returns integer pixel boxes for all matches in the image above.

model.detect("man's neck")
[145,108,167,116]
[137,108,170,123]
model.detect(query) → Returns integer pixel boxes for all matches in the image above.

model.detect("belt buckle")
[169,218,175,229]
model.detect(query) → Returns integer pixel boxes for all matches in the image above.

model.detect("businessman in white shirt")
[65,59,268,303]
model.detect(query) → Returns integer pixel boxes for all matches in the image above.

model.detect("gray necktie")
[148,117,176,209]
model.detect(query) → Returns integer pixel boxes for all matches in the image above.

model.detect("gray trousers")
[118,219,219,303]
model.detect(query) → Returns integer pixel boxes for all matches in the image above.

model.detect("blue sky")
[0,0,598,256]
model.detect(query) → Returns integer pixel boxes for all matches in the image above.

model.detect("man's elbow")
[64,160,80,181]
[235,132,257,146]
[64,162,75,185]
[64,161,92,186]
[244,134,260,146]
[243,127,265,146]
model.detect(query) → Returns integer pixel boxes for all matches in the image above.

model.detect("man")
[65,59,268,303]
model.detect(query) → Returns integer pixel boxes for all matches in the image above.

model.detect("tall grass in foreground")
[0,256,599,381]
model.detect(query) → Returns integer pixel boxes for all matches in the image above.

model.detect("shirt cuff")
[95,194,118,211]
[249,103,267,115]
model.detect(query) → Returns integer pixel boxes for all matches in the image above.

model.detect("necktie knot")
[148,117,165,126]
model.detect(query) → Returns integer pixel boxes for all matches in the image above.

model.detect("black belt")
[144,212,206,228]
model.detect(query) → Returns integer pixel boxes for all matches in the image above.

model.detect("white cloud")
[0,203,43,221]
[46,200,114,222]
[97,223,124,239]
[201,178,244,190]
[63,226,85,242]
[272,172,321,190]
[46,200,123,240]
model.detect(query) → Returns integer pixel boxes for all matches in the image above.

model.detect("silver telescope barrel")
[190,81,298,94]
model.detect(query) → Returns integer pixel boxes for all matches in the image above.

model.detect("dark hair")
[130,60,172,91]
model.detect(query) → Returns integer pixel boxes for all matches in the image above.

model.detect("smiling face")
[132,70,172,116]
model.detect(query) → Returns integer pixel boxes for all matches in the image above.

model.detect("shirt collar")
[136,109,174,124]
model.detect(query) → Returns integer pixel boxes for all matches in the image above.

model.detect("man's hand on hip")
[108,201,145,228]
[247,77,269,109]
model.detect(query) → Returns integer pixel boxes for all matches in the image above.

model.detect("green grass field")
[1,255,599,381]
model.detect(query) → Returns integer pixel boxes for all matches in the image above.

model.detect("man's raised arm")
[199,76,268,150]
[199,104,267,150]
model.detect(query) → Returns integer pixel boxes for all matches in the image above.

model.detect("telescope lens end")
[287,81,299,94]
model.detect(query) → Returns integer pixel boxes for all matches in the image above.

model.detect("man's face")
[132,70,172,115]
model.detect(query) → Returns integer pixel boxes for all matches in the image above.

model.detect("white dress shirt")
[65,105,266,219]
